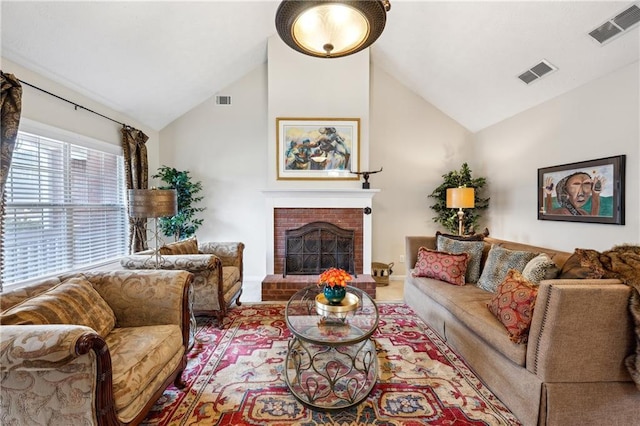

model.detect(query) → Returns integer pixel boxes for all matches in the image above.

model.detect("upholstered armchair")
[1,270,192,425]
[120,238,245,322]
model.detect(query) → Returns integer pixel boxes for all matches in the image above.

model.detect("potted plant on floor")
[428,163,489,235]
[153,166,205,241]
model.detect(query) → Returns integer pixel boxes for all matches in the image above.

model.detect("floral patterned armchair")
[0,270,192,425]
[120,238,244,322]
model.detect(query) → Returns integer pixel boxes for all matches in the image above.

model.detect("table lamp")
[446,187,475,236]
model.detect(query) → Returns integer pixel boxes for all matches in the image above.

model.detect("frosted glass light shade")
[446,187,475,209]
[293,4,369,56]
[276,0,390,58]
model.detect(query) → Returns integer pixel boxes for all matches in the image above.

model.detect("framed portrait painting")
[537,155,625,225]
[276,117,359,180]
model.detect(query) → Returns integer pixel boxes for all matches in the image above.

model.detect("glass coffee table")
[284,285,379,410]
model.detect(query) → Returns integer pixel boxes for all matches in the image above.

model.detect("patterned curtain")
[121,126,149,253]
[1,72,23,292]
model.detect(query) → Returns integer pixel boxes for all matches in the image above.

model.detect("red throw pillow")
[487,269,538,344]
[412,247,469,286]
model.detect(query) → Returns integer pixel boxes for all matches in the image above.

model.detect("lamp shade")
[446,187,475,209]
[275,0,390,58]
[128,189,177,218]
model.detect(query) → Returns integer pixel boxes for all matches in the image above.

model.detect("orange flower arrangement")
[318,268,353,288]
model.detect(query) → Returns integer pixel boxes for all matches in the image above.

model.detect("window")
[2,129,128,286]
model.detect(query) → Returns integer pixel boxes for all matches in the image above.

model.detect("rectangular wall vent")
[589,3,640,44]
[517,60,557,85]
[216,95,232,105]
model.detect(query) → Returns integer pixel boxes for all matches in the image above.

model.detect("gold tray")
[315,292,360,317]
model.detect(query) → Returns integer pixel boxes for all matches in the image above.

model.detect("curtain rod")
[18,78,131,128]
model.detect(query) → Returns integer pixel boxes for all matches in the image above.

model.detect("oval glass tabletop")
[285,285,379,346]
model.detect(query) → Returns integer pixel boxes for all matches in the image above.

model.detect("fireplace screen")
[284,221,356,277]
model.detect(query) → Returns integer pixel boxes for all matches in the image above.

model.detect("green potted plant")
[428,163,489,235]
[153,166,205,241]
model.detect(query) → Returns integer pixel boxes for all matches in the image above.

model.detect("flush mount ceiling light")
[275,0,391,58]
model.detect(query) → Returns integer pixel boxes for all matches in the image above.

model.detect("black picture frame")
[537,155,625,225]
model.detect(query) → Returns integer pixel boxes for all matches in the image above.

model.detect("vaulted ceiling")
[2,1,638,132]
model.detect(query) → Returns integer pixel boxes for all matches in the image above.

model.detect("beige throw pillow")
[0,277,116,337]
[159,237,199,255]
[522,253,559,284]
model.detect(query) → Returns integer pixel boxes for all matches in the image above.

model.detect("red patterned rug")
[142,303,521,425]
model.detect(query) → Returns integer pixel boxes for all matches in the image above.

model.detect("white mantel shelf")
[263,188,380,198]
[263,188,380,275]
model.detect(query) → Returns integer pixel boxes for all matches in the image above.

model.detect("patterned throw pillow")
[558,248,605,279]
[522,253,559,284]
[437,236,484,284]
[412,247,469,286]
[487,269,538,344]
[159,237,199,255]
[0,277,116,337]
[477,245,538,293]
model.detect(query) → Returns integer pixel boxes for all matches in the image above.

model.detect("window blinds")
[2,131,128,285]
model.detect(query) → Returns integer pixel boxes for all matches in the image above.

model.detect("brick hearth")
[262,274,376,301]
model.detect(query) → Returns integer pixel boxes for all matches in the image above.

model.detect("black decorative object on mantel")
[351,167,383,189]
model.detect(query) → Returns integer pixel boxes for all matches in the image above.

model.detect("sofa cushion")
[0,277,116,337]
[437,236,484,284]
[159,237,199,255]
[488,269,538,344]
[406,273,528,366]
[522,253,559,284]
[413,247,469,286]
[477,245,538,292]
[558,248,605,279]
[105,324,183,412]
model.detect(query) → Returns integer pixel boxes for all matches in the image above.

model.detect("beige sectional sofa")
[404,235,640,426]
[1,270,192,425]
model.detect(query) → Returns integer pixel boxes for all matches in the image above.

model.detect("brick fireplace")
[262,189,379,300]
[274,208,363,275]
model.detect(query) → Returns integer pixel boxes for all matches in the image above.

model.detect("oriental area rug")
[142,303,521,425]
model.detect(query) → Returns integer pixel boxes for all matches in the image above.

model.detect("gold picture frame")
[277,117,360,180]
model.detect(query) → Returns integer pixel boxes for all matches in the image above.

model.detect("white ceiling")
[2,1,639,132]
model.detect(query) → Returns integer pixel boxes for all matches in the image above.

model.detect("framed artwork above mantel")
[537,155,625,225]
[276,117,360,180]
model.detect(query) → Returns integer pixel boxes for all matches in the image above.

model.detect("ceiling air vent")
[216,95,232,105]
[517,60,557,85]
[589,3,640,44]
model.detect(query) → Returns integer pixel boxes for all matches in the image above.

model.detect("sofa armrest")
[1,324,113,425]
[121,253,222,272]
[526,278,634,383]
[1,324,99,369]
[405,236,437,269]
[82,270,192,331]
[199,242,245,268]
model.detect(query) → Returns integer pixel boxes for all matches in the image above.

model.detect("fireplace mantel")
[263,188,379,274]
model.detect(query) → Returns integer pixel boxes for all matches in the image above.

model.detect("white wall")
[159,64,268,287]
[2,58,159,167]
[267,34,371,187]
[369,65,472,275]
[474,61,639,251]
[160,36,475,283]
[160,35,375,288]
